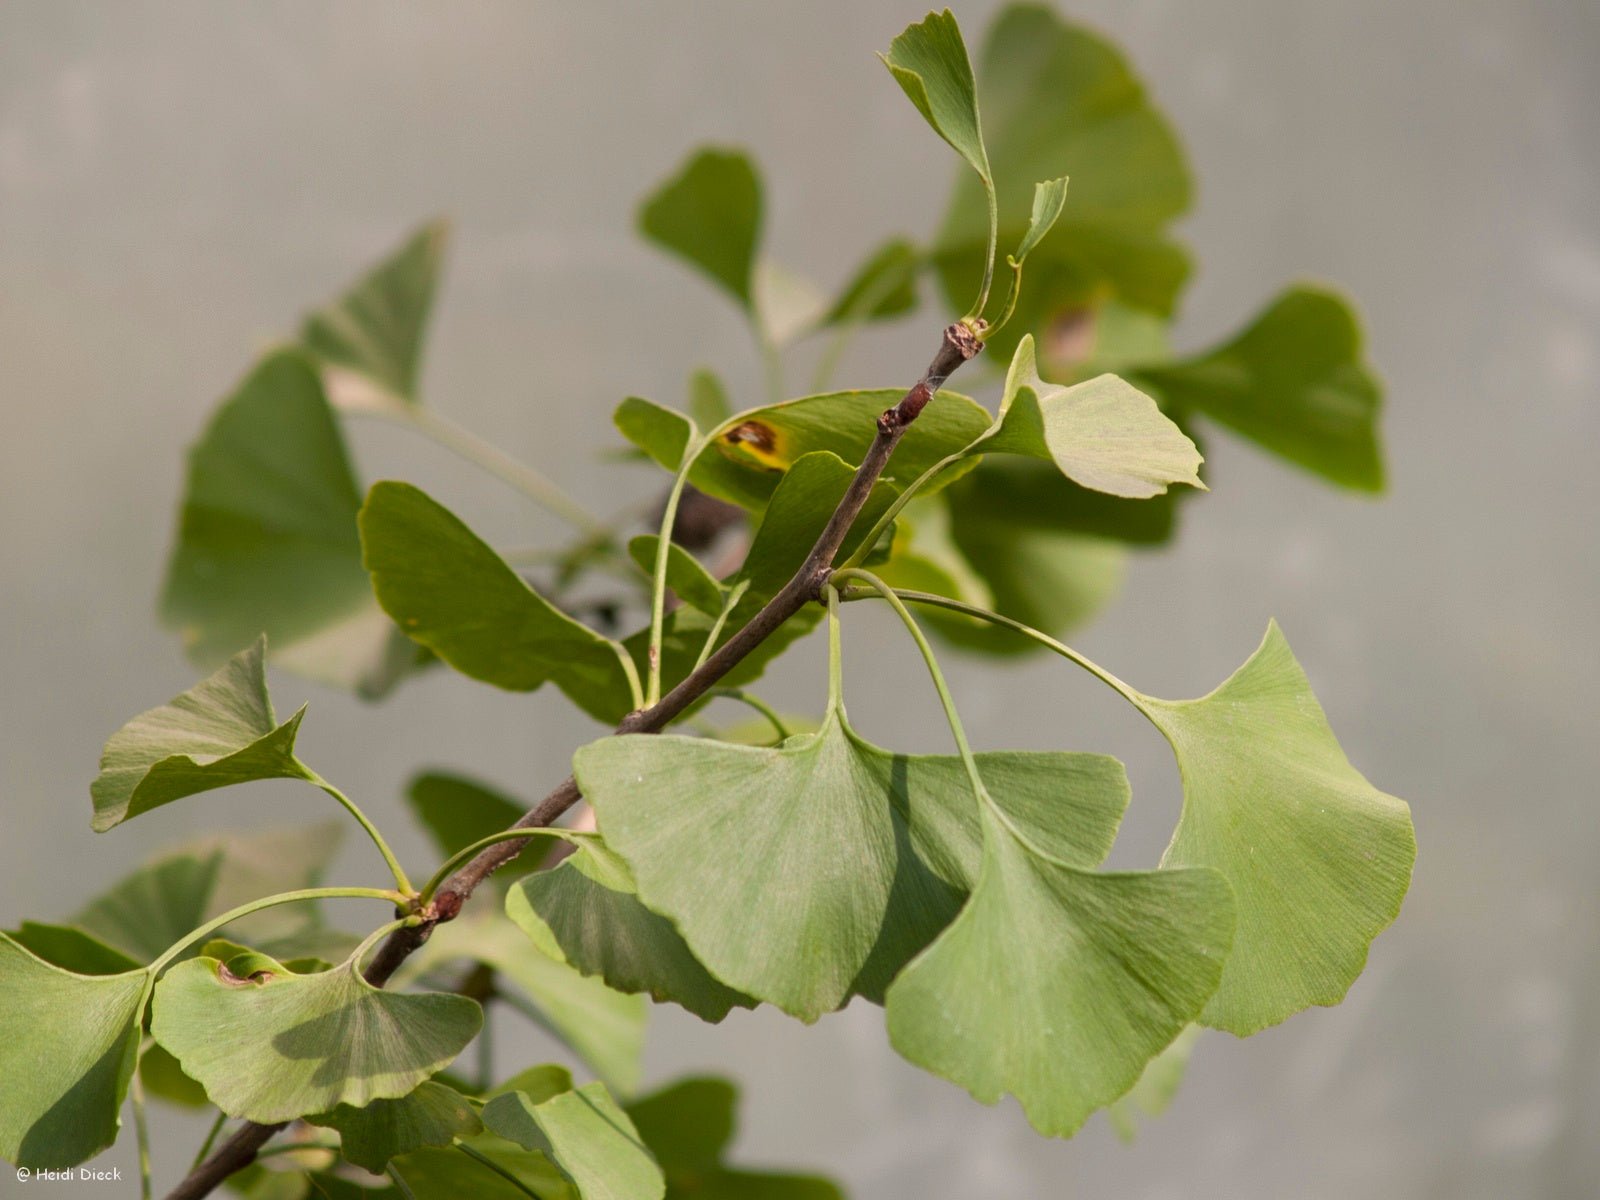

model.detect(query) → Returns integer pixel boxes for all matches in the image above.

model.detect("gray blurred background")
[3,1,1597,1197]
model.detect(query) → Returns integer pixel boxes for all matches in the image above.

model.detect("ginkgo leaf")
[151,948,481,1122]
[483,1081,665,1200]
[506,834,754,1023]
[4,921,142,976]
[1133,286,1385,492]
[160,350,414,699]
[638,148,762,312]
[980,335,1203,499]
[407,772,537,883]
[91,638,309,832]
[1136,622,1416,1034]
[820,239,921,328]
[881,10,992,200]
[1013,177,1069,265]
[614,396,695,472]
[391,1136,571,1200]
[0,934,150,1168]
[627,535,726,617]
[302,220,448,409]
[309,1080,482,1172]
[408,909,646,1095]
[686,369,732,429]
[1105,1024,1201,1141]
[360,481,635,722]
[884,806,1234,1138]
[625,1077,845,1199]
[576,704,1128,1020]
[72,850,222,963]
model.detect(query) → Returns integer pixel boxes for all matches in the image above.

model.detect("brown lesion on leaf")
[715,420,787,470]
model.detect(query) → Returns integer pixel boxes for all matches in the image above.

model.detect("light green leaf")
[627,536,725,617]
[577,704,1128,1020]
[1133,286,1385,491]
[933,6,1193,354]
[982,335,1203,499]
[160,350,414,698]
[91,638,309,832]
[392,1137,572,1200]
[483,1082,664,1200]
[309,1081,482,1173]
[411,910,646,1095]
[820,239,921,327]
[686,370,731,430]
[638,149,761,312]
[882,10,991,194]
[360,481,635,722]
[74,851,223,963]
[945,456,1184,546]
[1013,177,1069,265]
[408,772,537,883]
[0,934,150,1168]
[625,1077,845,1199]
[181,822,351,953]
[151,948,481,1122]
[885,805,1234,1138]
[614,397,695,472]
[302,220,448,409]
[1106,1023,1201,1141]
[1136,622,1416,1033]
[506,835,754,1023]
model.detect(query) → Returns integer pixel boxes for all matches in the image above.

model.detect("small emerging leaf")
[483,1082,665,1200]
[1012,176,1069,265]
[639,148,762,312]
[0,935,150,1168]
[309,1080,482,1173]
[882,10,991,190]
[151,948,481,1122]
[885,806,1233,1138]
[302,220,448,409]
[91,638,308,832]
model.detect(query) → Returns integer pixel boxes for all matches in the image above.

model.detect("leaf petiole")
[147,887,407,977]
[417,828,581,904]
[302,771,416,896]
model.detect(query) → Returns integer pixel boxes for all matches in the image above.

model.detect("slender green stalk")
[645,439,707,707]
[834,580,1143,708]
[693,579,751,672]
[986,254,1025,337]
[710,688,791,742]
[149,887,405,976]
[370,404,607,537]
[387,1165,421,1200]
[612,642,646,713]
[457,1144,544,1199]
[835,445,974,572]
[189,1111,228,1174]
[967,180,999,323]
[302,772,415,896]
[418,828,577,903]
[131,1061,152,1200]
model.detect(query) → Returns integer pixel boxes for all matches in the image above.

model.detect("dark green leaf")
[627,536,726,617]
[1133,286,1385,491]
[91,638,309,832]
[139,1042,211,1109]
[408,772,536,882]
[3,922,142,976]
[638,149,762,312]
[506,835,754,1023]
[482,1082,665,1200]
[160,350,413,698]
[885,805,1234,1137]
[73,850,223,964]
[391,1137,571,1200]
[614,396,695,472]
[360,481,635,722]
[151,949,481,1122]
[820,239,921,327]
[302,220,448,408]
[0,935,150,1168]
[309,1081,482,1172]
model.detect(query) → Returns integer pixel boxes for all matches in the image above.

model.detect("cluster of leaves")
[0,7,1414,1199]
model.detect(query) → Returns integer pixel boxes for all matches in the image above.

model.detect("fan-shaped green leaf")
[74,851,223,963]
[160,350,413,698]
[483,1082,664,1200]
[0,935,150,1168]
[576,702,1128,1020]
[881,10,991,195]
[359,481,635,722]
[391,1136,572,1200]
[4,922,142,976]
[627,536,725,617]
[302,220,448,409]
[820,239,921,327]
[1133,286,1385,491]
[625,1077,845,1199]
[151,948,481,1122]
[309,1081,482,1172]
[1136,622,1416,1033]
[506,835,754,1023]
[638,149,761,312]
[91,638,309,832]
[981,335,1203,499]
[409,910,645,1095]
[885,806,1233,1138]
